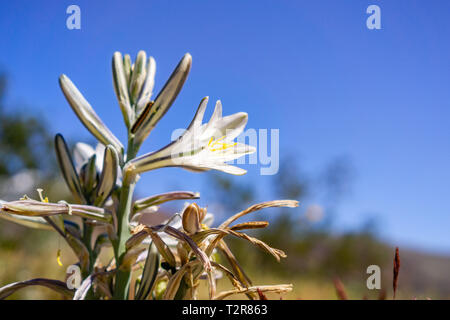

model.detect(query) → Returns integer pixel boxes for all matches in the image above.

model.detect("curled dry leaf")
[219,200,299,229]
[213,284,293,300]
[0,278,74,300]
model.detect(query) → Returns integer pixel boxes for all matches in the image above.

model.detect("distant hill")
[398,248,450,298]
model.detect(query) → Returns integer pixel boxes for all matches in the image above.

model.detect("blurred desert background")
[1,72,449,299]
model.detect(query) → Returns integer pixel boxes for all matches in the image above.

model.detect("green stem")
[81,219,97,299]
[126,135,139,161]
[82,220,93,252]
[112,135,140,300]
[82,225,93,275]
[112,179,136,299]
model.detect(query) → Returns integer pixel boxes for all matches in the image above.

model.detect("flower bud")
[182,203,202,234]
[79,155,98,195]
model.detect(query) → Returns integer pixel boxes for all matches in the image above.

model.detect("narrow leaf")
[230,221,269,231]
[133,191,199,213]
[66,233,90,271]
[135,242,160,300]
[148,231,176,267]
[217,240,256,300]
[163,261,198,300]
[0,278,73,300]
[219,200,299,229]
[214,284,293,300]
[0,211,53,230]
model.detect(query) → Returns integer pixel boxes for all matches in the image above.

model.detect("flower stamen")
[208,136,237,152]
[36,188,49,203]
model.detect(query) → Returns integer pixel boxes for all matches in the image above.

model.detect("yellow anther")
[36,188,49,203]
[56,249,63,267]
[210,142,237,152]
[201,223,209,230]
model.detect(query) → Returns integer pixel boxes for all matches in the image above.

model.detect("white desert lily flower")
[127,97,256,176]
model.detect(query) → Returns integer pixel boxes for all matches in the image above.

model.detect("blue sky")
[0,1,449,254]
